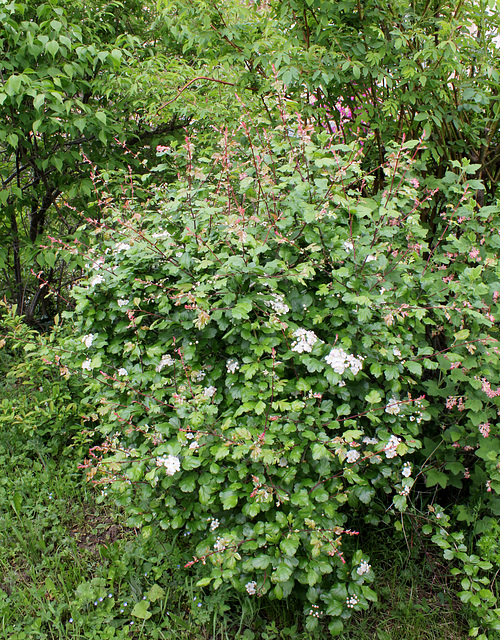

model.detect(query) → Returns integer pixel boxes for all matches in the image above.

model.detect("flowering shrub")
[57,111,500,634]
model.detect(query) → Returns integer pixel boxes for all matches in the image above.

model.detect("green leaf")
[393,494,407,511]
[405,361,422,376]
[220,490,238,509]
[273,562,293,582]
[96,110,107,125]
[6,133,18,148]
[328,618,344,635]
[280,535,300,557]
[46,40,60,57]
[425,469,448,488]
[254,400,266,415]
[33,93,45,110]
[131,600,152,620]
[365,390,381,404]
[6,75,22,95]
[146,584,166,602]
[232,300,253,319]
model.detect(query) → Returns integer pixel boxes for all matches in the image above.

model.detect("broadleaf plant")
[55,102,500,634]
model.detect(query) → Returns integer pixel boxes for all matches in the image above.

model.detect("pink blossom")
[469,248,480,260]
[445,396,457,409]
[479,422,491,438]
[481,378,500,398]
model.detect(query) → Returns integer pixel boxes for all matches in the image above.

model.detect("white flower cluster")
[203,386,217,398]
[245,581,257,595]
[114,242,131,253]
[156,454,181,476]
[226,359,240,374]
[346,595,359,609]
[346,449,360,463]
[156,354,174,372]
[82,334,96,348]
[89,274,105,287]
[356,560,371,575]
[192,370,206,382]
[402,462,412,477]
[362,436,379,445]
[291,328,319,353]
[343,240,354,252]
[117,299,129,307]
[209,518,219,532]
[264,293,289,315]
[307,604,321,618]
[214,536,228,552]
[385,397,401,415]
[324,348,364,375]
[82,358,92,371]
[117,367,128,377]
[384,435,402,459]
[152,229,171,239]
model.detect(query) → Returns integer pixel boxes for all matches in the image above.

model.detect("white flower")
[152,229,171,239]
[214,536,227,552]
[203,386,217,398]
[89,274,105,286]
[245,581,257,595]
[192,370,206,381]
[366,254,376,262]
[356,560,371,575]
[156,454,181,476]
[156,354,174,372]
[117,299,129,307]
[325,347,349,374]
[114,242,131,253]
[291,328,319,353]
[117,368,128,376]
[264,293,289,315]
[385,397,401,415]
[384,435,402,459]
[393,347,401,357]
[346,354,364,375]
[209,518,220,532]
[82,334,95,348]
[362,437,379,445]
[189,441,199,450]
[346,449,360,463]
[402,462,412,477]
[82,358,92,371]
[325,348,364,376]
[346,595,358,608]
[226,359,240,374]
[343,240,354,252]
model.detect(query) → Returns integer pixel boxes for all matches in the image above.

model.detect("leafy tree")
[0,0,187,322]
[159,0,500,200]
